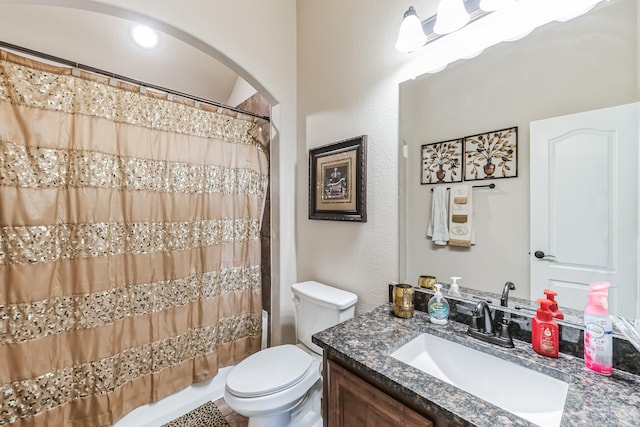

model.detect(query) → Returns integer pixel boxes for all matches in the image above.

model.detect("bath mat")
[162,401,230,427]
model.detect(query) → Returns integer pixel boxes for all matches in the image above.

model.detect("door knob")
[534,250,556,260]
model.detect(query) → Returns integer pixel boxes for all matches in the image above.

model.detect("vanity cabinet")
[324,357,434,427]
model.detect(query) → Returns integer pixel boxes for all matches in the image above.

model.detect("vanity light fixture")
[396,0,607,58]
[130,24,158,49]
[395,0,489,53]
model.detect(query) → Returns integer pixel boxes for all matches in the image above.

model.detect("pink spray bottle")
[583,281,613,375]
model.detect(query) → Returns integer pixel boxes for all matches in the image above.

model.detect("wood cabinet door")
[327,359,433,427]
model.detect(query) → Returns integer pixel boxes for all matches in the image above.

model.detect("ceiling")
[0,4,243,106]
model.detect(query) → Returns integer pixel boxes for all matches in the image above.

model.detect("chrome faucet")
[467,298,515,348]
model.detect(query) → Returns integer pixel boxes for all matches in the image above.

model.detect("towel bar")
[430,183,495,192]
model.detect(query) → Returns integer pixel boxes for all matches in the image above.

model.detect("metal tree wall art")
[464,127,518,180]
[421,139,463,184]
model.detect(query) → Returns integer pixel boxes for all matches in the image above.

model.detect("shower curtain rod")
[0,40,271,122]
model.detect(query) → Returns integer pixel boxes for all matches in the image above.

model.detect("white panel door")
[530,103,639,318]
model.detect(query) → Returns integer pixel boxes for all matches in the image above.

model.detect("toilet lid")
[226,345,314,398]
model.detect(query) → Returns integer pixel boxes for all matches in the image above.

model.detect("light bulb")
[434,0,470,35]
[131,25,158,49]
[395,7,427,53]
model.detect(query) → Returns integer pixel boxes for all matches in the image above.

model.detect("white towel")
[448,185,474,247]
[427,187,449,245]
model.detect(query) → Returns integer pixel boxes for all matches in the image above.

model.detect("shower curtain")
[0,50,266,426]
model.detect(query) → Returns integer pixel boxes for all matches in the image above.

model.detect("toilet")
[224,281,358,427]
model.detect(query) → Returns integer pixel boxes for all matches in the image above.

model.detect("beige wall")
[296,0,420,316]
[400,0,639,300]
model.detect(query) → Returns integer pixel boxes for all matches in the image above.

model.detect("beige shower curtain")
[0,50,266,426]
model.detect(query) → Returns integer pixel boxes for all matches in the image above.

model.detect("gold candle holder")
[393,284,414,318]
[418,275,437,291]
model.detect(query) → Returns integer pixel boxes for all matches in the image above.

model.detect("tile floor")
[213,397,249,427]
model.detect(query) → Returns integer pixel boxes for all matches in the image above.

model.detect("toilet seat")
[226,345,313,398]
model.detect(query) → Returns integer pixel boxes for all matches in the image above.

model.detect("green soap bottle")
[428,283,450,325]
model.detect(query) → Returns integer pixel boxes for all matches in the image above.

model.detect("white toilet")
[224,281,358,427]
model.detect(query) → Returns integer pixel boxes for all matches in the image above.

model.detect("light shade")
[395,6,427,53]
[434,0,471,34]
[130,25,158,49]
[479,0,516,12]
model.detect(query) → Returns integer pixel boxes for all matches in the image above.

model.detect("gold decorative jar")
[418,275,437,291]
[393,284,414,318]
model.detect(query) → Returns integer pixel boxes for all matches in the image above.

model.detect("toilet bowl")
[224,345,321,427]
[223,281,358,427]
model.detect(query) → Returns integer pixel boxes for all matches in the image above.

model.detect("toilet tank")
[291,281,358,354]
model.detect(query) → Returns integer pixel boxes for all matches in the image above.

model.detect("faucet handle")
[470,301,491,332]
[469,315,480,331]
[498,318,510,338]
[469,308,482,331]
[497,318,515,347]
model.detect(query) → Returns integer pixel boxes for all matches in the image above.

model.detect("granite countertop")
[312,303,640,427]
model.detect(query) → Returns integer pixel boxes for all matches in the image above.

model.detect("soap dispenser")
[428,284,450,325]
[448,276,461,297]
[532,298,559,358]
[543,289,564,320]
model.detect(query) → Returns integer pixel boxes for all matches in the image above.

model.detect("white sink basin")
[390,333,568,427]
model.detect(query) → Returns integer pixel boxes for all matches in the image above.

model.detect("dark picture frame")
[309,135,367,222]
[464,126,518,181]
[420,139,463,184]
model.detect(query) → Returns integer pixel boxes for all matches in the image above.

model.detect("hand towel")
[427,187,449,245]
[449,185,474,247]
[453,193,468,204]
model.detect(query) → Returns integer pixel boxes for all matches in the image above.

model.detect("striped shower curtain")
[0,50,266,426]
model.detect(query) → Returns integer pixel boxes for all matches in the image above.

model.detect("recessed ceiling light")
[131,24,158,49]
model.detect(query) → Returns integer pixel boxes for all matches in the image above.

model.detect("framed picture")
[420,139,463,184]
[309,135,367,222]
[464,126,518,181]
